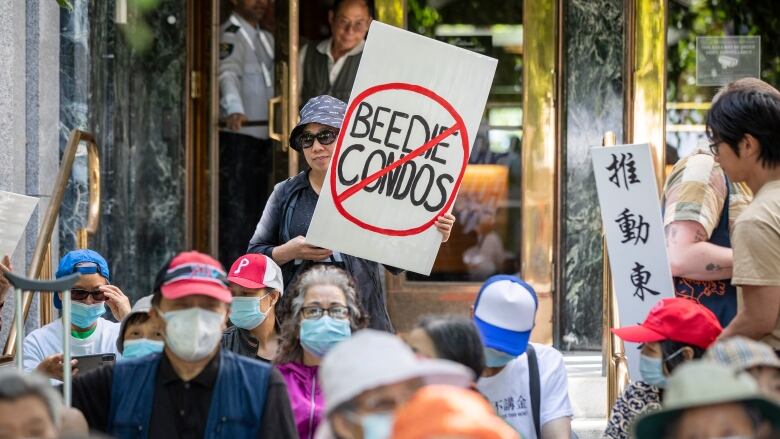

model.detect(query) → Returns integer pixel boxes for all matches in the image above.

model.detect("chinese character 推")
[607,152,640,190]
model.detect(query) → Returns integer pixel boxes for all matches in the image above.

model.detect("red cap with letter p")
[228,253,284,295]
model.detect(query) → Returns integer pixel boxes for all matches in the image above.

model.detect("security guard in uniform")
[218,0,274,268]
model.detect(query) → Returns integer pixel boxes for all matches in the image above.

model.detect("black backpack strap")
[527,343,542,439]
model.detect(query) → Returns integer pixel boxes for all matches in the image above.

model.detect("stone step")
[573,418,608,439]
[564,352,607,430]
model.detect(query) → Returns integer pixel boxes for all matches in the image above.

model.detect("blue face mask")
[70,301,106,329]
[484,347,516,368]
[299,316,351,357]
[639,354,667,388]
[122,339,165,360]
[230,295,269,330]
[360,412,394,439]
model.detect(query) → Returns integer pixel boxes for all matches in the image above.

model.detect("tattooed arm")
[665,221,733,281]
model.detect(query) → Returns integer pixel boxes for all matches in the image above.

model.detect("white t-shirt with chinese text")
[22,318,121,372]
[477,343,573,439]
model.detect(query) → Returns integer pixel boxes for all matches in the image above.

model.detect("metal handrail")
[2,129,101,359]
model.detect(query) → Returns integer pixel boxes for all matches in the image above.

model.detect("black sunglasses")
[70,288,107,302]
[295,129,339,150]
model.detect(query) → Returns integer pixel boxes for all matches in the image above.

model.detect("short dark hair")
[661,340,704,373]
[331,0,374,18]
[707,81,780,168]
[415,314,485,378]
[122,313,150,336]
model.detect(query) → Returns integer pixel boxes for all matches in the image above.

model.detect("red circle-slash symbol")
[329,82,469,236]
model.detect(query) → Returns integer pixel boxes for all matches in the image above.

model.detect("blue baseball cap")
[53,249,111,309]
[472,275,538,356]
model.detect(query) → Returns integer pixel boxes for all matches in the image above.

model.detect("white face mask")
[160,307,224,361]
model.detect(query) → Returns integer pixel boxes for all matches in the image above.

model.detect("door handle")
[268,95,282,141]
[267,61,290,150]
[280,61,290,152]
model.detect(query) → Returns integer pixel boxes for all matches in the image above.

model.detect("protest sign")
[0,191,39,257]
[306,22,497,274]
[591,144,675,380]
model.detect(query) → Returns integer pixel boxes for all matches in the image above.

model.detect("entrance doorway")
[187,0,560,340]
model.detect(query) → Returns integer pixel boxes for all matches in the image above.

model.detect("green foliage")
[121,0,162,53]
[407,0,442,36]
[57,0,74,11]
[667,0,780,104]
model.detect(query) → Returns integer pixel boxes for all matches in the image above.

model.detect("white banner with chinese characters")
[591,143,675,380]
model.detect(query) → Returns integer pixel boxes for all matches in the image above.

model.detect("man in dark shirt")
[70,251,298,438]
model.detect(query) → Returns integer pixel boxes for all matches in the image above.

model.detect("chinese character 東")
[631,262,661,301]
[615,208,650,245]
[607,153,640,190]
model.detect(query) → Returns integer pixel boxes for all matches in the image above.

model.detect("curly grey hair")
[274,265,368,364]
[0,369,62,427]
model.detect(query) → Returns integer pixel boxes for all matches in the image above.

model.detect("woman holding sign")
[248,95,455,332]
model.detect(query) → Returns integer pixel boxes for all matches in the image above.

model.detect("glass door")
[405,1,524,283]
[384,0,559,340]
[208,0,301,267]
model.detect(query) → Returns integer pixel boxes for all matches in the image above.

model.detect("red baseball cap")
[160,251,232,303]
[611,297,723,349]
[227,254,284,294]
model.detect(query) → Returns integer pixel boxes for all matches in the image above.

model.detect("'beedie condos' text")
[335,99,461,214]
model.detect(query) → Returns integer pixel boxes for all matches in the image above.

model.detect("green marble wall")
[60,0,186,300]
[559,0,625,350]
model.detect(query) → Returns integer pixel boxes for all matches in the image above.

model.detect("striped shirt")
[662,151,752,236]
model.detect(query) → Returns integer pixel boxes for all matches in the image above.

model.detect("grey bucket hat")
[289,95,347,152]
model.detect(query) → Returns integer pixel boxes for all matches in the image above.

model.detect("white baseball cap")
[473,275,538,356]
[319,330,474,413]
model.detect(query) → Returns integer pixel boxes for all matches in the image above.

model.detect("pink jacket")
[276,362,324,439]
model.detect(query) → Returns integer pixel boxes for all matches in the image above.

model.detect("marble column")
[91,0,187,299]
[59,0,91,253]
[559,0,625,350]
[59,0,187,300]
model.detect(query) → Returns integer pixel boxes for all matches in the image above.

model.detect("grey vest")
[301,42,362,104]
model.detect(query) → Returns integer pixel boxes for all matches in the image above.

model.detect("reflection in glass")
[666,1,779,166]
[60,143,90,256]
[407,0,522,282]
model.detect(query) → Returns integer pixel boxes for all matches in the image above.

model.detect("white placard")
[306,22,497,275]
[591,144,675,380]
[0,190,39,257]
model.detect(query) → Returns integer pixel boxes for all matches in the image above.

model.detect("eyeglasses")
[709,141,721,156]
[335,18,371,33]
[295,129,338,150]
[301,305,350,320]
[70,288,107,302]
